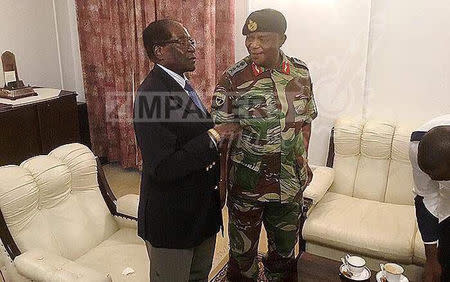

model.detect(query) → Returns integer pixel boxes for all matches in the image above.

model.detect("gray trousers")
[145,235,216,282]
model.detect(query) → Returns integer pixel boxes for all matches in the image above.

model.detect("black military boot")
[263,255,298,281]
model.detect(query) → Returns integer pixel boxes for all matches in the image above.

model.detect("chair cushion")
[303,192,416,263]
[75,228,148,281]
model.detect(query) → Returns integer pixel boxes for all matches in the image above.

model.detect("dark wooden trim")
[0,90,76,113]
[0,207,21,260]
[96,157,117,215]
[298,252,376,281]
[77,102,92,149]
[0,103,12,111]
[326,128,335,168]
[96,157,138,221]
[98,156,109,165]
[115,212,138,221]
[298,216,307,255]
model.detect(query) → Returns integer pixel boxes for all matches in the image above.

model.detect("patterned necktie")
[184,81,207,114]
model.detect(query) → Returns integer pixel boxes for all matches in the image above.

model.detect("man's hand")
[211,123,241,144]
[212,123,241,208]
[423,244,442,282]
[423,258,442,282]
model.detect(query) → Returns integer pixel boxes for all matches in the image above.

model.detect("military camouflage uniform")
[211,53,318,280]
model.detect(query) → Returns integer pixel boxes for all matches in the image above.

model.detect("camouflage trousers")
[227,195,301,281]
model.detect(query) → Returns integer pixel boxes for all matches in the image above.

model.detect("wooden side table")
[298,253,376,282]
[0,90,79,166]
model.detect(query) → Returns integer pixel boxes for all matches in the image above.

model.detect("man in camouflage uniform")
[211,9,318,281]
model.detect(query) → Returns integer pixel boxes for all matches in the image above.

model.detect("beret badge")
[247,19,258,32]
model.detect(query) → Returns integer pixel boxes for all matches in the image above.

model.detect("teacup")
[344,254,366,275]
[381,263,404,282]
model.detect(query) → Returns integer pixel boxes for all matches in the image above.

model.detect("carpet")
[210,254,269,282]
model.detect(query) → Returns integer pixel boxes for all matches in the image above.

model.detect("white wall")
[0,0,61,89]
[54,0,85,101]
[236,0,372,165]
[0,0,85,101]
[234,0,249,60]
[364,0,450,126]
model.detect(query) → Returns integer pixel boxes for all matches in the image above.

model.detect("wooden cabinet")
[0,91,79,166]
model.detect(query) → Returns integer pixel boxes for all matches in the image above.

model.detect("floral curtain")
[76,0,235,168]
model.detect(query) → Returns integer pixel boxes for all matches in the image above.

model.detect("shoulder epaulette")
[227,60,248,76]
[289,57,308,69]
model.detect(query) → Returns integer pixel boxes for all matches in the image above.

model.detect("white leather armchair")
[0,143,148,281]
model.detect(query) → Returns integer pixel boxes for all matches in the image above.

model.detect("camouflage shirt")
[211,52,318,203]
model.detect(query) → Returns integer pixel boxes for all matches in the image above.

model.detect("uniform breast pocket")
[237,94,267,119]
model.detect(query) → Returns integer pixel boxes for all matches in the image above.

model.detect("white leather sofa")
[0,143,147,281]
[302,118,425,278]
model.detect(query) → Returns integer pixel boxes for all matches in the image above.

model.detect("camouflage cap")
[242,9,287,35]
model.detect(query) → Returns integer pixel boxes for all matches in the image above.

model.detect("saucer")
[376,271,409,282]
[339,264,371,281]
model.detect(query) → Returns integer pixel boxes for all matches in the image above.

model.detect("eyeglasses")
[158,37,197,48]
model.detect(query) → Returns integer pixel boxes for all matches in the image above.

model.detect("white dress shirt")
[157,64,217,148]
[157,64,188,92]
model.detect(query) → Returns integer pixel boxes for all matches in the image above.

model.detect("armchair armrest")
[114,194,139,229]
[14,249,111,282]
[303,165,334,212]
[116,194,139,219]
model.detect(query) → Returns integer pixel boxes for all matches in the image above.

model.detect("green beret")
[242,9,287,35]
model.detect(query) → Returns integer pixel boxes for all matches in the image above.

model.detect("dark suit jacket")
[134,65,222,249]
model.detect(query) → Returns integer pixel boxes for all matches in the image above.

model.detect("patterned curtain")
[75,0,235,168]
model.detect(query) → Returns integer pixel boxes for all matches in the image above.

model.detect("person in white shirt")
[409,114,450,282]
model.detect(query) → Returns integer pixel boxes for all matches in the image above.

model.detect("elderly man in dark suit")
[133,19,239,281]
